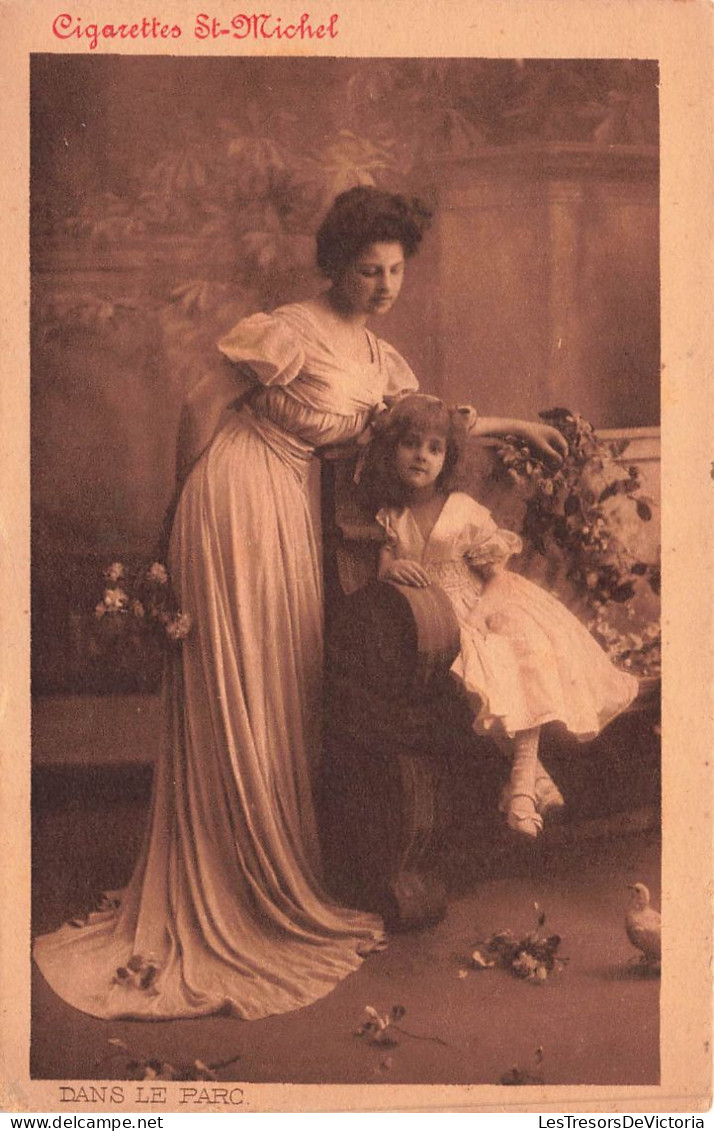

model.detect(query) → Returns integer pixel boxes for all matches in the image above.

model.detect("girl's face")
[395,430,447,493]
[331,241,405,317]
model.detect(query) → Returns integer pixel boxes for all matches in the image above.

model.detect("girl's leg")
[502,727,543,839]
[533,760,565,817]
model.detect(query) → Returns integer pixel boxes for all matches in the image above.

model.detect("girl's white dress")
[377,492,639,740]
[33,302,418,1021]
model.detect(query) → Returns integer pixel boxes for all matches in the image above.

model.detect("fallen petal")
[471,949,496,968]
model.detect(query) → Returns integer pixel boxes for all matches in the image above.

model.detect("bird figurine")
[625,882,661,973]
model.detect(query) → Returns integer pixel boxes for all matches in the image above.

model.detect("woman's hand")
[316,408,386,460]
[380,559,431,588]
[521,421,568,464]
[469,415,568,464]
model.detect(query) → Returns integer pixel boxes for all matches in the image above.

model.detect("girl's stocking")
[504,727,542,838]
[534,760,565,817]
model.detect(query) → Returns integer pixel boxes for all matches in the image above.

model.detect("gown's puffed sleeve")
[217,313,306,386]
[455,493,523,565]
[378,341,420,399]
[175,314,306,483]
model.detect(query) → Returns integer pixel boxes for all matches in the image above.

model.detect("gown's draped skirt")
[33,411,385,1020]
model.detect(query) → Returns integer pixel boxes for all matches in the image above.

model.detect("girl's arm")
[379,545,431,588]
[470,416,568,463]
[468,557,508,582]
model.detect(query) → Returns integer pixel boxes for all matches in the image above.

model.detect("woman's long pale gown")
[33,303,417,1020]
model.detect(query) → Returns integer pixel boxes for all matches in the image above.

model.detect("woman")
[34,187,567,1021]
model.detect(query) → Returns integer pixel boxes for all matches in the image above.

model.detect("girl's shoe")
[534,773,565,818]
[504,793,543,839]
[499,780,563,815]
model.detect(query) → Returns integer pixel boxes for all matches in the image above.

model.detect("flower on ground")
[470,948,496,969]
[105,1039,233,1082]
[512,951,548,982]
[112,954,161,995]
[500,1047,545,1086]
[355,1004,406,1047]
[469,905,566,985]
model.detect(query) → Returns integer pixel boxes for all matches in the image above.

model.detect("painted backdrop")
[31,57,659,692]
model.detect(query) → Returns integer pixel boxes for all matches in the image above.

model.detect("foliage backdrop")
[31,57,659,692]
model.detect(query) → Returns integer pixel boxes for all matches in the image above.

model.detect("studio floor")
[30,695,660,1089]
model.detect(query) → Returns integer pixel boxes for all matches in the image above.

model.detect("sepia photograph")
[29,50,662,1086]
[2,0,712,1115]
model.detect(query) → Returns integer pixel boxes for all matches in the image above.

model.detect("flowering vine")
[493,409,660,678]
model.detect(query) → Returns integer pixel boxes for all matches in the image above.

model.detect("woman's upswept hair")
[316,186,432,280]
[361,394,465,508]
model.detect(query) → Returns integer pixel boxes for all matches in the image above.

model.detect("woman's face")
[331,241,406,317]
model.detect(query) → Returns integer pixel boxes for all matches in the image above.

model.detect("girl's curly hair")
[316,186,432,280]
[360,394,467,509]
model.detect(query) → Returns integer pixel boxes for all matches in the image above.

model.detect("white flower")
[358,1006,394,1044]
[512,951,548,982]
[147,562,169,585]
[104,562,125,583]
[95,602,107,619]
[165,612,192,641]
[103,587,129,612]
[131,600,145,619]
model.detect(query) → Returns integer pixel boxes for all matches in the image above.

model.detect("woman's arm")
[315,438,364,462]
[470,416,568,463]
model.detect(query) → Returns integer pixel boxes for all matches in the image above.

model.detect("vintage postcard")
[1,0,712,1116]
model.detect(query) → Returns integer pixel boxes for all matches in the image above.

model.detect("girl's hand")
[472,560,507,581]
[381,559,431,588]
[465,547,508,568]
[522,422,568,464]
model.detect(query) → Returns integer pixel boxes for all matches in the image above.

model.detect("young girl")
[368,394,640,838]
